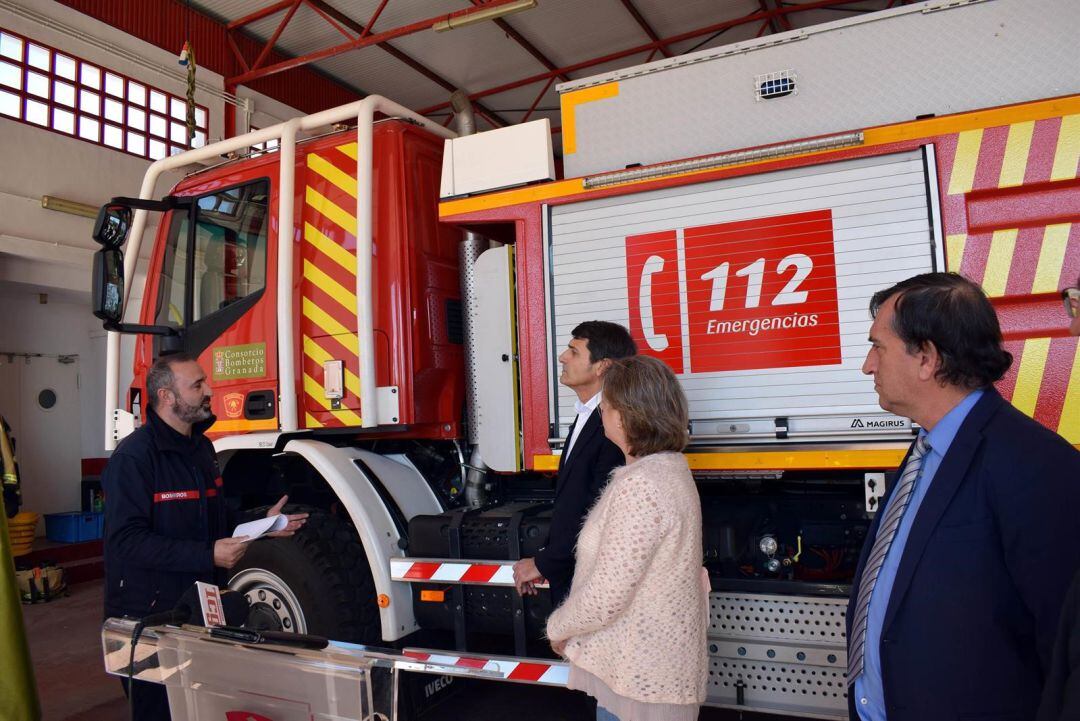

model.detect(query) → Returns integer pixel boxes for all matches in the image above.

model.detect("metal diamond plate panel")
[708,657,848,718]
[710,592,848,645]
[706,591,848,718]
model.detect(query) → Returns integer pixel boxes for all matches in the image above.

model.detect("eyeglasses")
[1063,287,1080,319]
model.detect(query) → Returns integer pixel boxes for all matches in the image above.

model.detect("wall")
[0,1,305,479]
[0,295,96,515]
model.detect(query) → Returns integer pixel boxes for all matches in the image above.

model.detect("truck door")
[148,178,278,433]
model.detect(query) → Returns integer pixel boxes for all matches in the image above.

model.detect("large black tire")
[228,507,381,643]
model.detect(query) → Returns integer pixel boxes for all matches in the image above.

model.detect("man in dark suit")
[847,272,1080,721]
[513,321,636,607]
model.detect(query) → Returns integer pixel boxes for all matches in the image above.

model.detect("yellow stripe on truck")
[945,233,967,272]
[304,222,357,275]
[560,83,619,155]
[309,153,358,199]
[336,142,358,161]
[303,373,363,426]
[1011,338,1051,418]
[210,418,278,433]
[301,297,358,351]
[947,129,983,196]
[533,448,911,472]
[1051,114,1080,181]
[1032,223,1072,294]
[981,228,1018,298]
[998,120,1035,189]
[306,186,357,237]
[1060,348,1080,445]
[302,336,363,398]
[303,259,357,314]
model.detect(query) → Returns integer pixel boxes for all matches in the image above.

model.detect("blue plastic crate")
[44,512,104,543]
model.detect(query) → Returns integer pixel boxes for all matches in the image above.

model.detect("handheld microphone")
[210,626,329,650]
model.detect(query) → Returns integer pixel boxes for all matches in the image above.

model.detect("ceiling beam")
[418,0,876,116]
[225,30,251,73]
[357,0,390,40]
[618,0,672,58]
[225,0,534,88]
[758,0,781,34]
[226,0,297,30]
[521,76,556,123]
[291,0,512,128]
[772,0,795,31]
[780,0,885,13]
[250,0,304,74]
[305,0,362,41]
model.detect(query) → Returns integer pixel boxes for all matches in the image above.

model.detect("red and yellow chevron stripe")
[937,114,1080,442]
[300,142,365,428]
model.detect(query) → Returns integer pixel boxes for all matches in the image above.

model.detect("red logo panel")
[625,230,684,373]
[682,209,841,373]
[223,392,245,418]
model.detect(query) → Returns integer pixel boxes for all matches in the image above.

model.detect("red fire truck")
[92,0,1079,716]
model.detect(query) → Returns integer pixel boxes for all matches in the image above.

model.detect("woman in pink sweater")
[546,355,708,721]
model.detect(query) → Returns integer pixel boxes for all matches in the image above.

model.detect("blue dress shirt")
[854,389,984,720]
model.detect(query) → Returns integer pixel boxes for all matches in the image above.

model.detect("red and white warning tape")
[390,558,549,588]
[402,648,568,686]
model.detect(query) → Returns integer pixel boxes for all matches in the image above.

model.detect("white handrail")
[275,119,301,433]
[104,97,456,449]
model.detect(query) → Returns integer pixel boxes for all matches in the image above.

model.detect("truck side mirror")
[92,203,132,248]
[92,248,124,324]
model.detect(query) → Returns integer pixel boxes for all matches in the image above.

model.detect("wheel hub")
[228,568,308,634]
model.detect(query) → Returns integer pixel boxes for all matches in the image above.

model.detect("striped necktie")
[847,434,932,686]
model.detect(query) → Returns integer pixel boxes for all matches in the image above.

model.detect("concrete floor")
[22,580,127,721]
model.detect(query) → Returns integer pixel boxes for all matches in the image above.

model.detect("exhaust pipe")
[452,90,491,508]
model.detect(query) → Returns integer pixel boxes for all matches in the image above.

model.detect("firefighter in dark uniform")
[103,352,306,720]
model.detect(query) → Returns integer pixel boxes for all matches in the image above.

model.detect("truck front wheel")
[228,508,381,643]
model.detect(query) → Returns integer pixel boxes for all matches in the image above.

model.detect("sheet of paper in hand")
[232,514,288,541]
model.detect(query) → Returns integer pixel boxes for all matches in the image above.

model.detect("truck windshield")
[154,179,269,328]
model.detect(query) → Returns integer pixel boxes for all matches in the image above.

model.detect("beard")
[172,395,212,423]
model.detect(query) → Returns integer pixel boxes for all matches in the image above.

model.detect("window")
[249,125,279,156]
[0,27,208,160]
[154,180,270,327]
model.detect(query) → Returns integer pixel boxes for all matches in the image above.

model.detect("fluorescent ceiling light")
[41,195,98,219]
[432,0,538,32]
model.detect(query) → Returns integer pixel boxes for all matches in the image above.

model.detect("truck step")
[401,648,568,686]
[391,558,548,588]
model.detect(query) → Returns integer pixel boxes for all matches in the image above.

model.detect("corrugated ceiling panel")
[479,82,560,124]
[389,19,541,94]
[633,0,758,38]
[665,22,767,56]
[312,47,446,111]
[244,9,346,57]
[503,0,646,69]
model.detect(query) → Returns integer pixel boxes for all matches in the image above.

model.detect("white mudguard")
[275,439,443,641]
